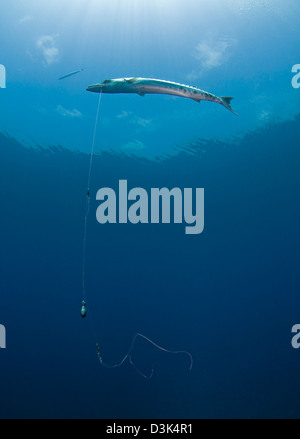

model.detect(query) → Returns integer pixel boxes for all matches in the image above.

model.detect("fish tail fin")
[220,96,238,115]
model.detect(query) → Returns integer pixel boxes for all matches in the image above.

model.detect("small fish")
[58,68,84,81]
[86,77,237,115]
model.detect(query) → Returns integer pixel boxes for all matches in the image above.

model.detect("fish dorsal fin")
[125,77,137,83]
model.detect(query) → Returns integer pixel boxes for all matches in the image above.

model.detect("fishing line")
[81,90,193,377]
[82,91,102,304]
[96,333,193,379]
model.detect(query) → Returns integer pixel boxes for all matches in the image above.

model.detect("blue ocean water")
[0,0,300,419]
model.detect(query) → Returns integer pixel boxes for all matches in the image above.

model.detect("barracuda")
[86,77,237,115]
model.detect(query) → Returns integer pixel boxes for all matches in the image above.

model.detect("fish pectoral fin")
[137,88,145,96]
[191,97,201,103]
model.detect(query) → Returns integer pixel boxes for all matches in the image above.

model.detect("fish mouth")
[86,83,104,93]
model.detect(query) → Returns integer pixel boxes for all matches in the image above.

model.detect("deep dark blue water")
[0,114,300,419]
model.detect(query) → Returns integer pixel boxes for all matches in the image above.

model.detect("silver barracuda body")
[86,77,237,115]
